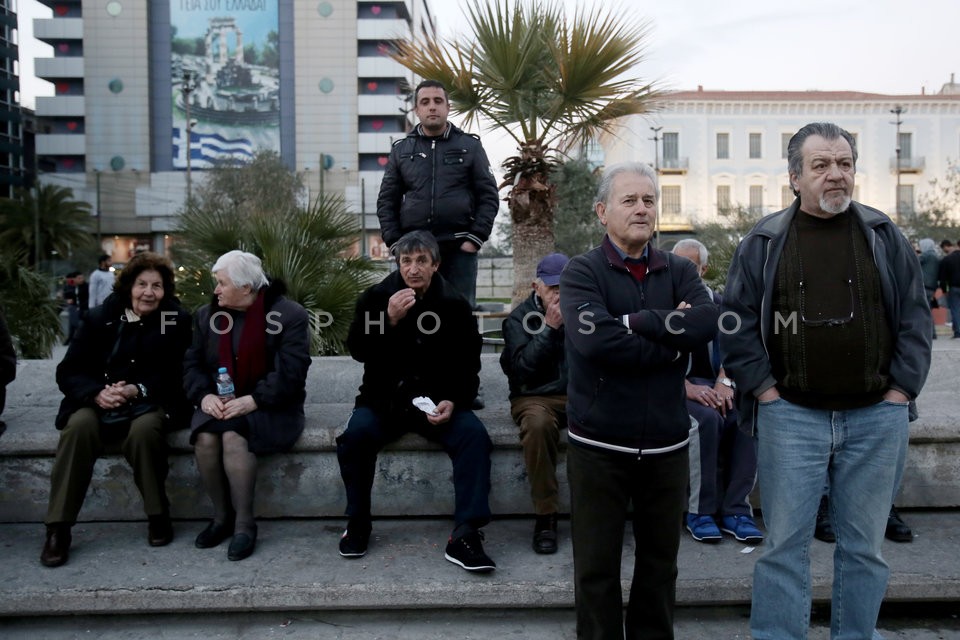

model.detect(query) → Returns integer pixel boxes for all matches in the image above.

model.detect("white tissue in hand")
[412,396,439,415]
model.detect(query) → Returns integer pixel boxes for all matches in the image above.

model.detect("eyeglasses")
[799,279,854,327]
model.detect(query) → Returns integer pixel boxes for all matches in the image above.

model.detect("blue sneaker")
[720,514,764,543]
[685,513,722,543]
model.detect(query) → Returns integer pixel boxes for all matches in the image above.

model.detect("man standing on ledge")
[561,161,718,639]
[721,122,932,639]
[376,79,500,309]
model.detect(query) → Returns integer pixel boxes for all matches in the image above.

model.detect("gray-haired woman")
[183,250,311,561]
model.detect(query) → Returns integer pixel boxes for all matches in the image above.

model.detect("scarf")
[216,289,268,396]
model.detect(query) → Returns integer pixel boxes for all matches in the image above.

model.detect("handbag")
[98,315,158,426]
[100,401,157,426]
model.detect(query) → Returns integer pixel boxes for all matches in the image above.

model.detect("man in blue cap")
[500,252,569,554]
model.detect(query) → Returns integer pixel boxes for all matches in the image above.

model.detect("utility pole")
[650,126,663,248]
[360,177,367,257]
[95,169,102,248]
[890,105,904,223]
[182,70,197,202]
[33,183,40,269]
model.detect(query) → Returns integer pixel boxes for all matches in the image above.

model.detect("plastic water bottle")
[215,367,235,400]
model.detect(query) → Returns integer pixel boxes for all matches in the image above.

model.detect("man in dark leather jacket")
[500,252,569,555]
[376,80,500,308]
[336,230,496,573]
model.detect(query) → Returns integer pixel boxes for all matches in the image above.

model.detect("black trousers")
[567,442,689,640]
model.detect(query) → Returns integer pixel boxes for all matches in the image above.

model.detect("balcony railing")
[659,157,689,174]
[890,156,925,173]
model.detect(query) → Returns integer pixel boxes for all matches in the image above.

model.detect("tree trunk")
[511,218,555,308]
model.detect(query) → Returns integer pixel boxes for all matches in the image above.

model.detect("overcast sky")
[429,0,959,95]
[18,0,959,169]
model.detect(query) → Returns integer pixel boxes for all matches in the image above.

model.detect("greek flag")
[172,127,254,168]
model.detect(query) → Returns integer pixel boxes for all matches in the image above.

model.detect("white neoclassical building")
[600,83,960,233]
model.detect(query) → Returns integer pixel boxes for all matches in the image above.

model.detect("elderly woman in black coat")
[183,250,311,561]
[41,252,192,567]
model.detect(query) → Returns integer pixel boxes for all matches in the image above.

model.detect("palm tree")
[391,0,660,303]
[0,256,62,358]
[0,183,95,269]
[173,151,380,355]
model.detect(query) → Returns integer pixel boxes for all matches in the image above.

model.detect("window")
[898,185,915,216]
[716,133,729,159]
[782,185,795,208]
[898,132,912,160]
[749,185,764,213]
[662,132,679,162]
[662,185,682,216]
[717,185,731,214]
[749,133,762,159]
[781,133,791,159]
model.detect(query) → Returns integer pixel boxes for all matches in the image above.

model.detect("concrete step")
[2,512,958,619]
[2,347,960,523]
[5,605,959,639]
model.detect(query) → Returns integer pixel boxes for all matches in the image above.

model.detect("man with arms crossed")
[561,162,718,639]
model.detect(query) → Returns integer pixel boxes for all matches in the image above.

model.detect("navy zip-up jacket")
[561,236,719,453]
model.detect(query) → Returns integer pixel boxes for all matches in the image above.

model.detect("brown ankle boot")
[40,523,72,567]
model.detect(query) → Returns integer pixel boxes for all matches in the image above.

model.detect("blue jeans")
[439,244,479,309]
[750,397,909,640]
[686,378,757,517]
[336,406,492,528]
[947,289,960,337]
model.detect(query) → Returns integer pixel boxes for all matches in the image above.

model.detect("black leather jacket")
[500,291,566,399]
[376,123,500,248]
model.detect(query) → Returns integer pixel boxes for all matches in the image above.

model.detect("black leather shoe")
[814,495,836,543]
[148,514,174,547]
[885,506,913,542]
[195,519,235,549]
[532,513,558,554]
[227,527,257,561]
[40,523,72,567]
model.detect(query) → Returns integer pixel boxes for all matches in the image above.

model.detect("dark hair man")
[336,230,496,572]
[376,80,500,309]
[88,254,114,309]
[560,162,718,638]
[721,122,932,639]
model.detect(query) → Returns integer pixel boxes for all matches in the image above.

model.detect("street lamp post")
[890,105,904,223]
[181,71,198,202]
[650,126,663,247]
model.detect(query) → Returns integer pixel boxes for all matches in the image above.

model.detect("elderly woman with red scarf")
[183,250,311,561]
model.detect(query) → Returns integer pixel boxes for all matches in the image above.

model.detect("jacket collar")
[754,199,890,239]
[412,122,454,140]
[600,235,668,273]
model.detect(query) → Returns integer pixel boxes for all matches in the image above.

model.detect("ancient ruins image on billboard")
[170,2,280,169]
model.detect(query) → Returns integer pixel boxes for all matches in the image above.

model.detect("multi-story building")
[31,0,435,263]
[1,0,23,198]
[601,83,960,234]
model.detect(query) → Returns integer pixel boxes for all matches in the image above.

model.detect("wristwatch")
[719,377,736,389]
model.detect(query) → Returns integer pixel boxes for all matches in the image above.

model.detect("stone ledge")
[2,350,959,523]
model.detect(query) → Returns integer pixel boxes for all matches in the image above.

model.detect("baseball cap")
[536,253,569,287]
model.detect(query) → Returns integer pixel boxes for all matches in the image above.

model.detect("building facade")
[600,86,960,233]
[31,0,434,262]
[1,0,23,198]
